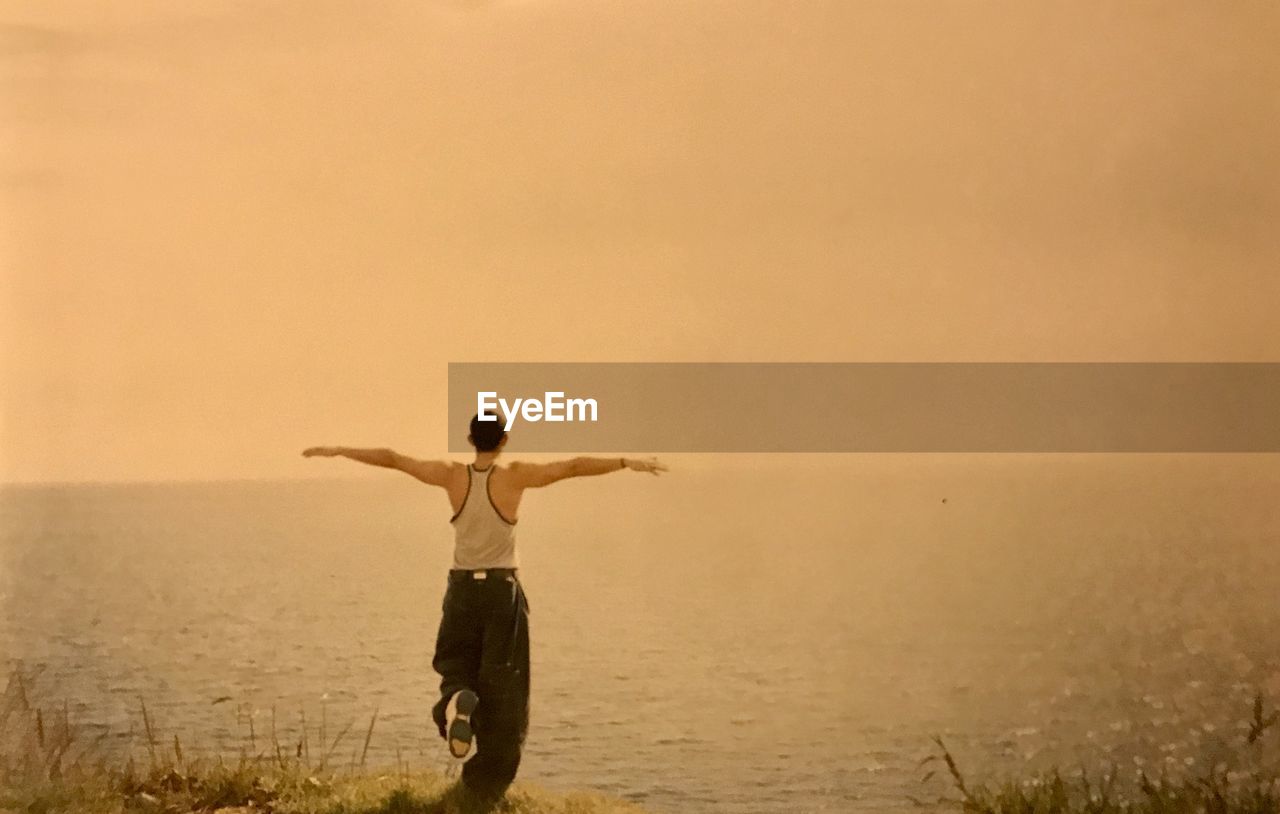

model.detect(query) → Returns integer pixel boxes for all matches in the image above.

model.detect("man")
[301,415,666,809]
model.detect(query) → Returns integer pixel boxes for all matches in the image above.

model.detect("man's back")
[450,464,518,570]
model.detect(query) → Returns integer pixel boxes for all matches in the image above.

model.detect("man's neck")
[473,452,498,469]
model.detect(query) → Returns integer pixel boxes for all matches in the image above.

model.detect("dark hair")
[469,413,506,452]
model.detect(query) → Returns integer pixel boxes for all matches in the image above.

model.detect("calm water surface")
[3,457,1280,812]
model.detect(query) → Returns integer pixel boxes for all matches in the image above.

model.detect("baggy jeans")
[431,572,531,806]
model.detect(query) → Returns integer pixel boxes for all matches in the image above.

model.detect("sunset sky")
[2,1,1278,482]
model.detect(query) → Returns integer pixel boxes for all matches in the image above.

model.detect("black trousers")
[431,572,531,805]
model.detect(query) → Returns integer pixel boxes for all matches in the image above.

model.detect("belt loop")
[473,570,487,580]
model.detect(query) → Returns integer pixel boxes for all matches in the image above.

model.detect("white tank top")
[450,464,518,569]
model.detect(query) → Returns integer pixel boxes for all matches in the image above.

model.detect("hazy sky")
[2,1,1278,482]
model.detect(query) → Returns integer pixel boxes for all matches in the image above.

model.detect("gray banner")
[446,363,1280,452]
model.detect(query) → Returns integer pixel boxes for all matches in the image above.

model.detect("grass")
[0,668,644,814]
[921,695,1280,813]
[7,665,1280,813]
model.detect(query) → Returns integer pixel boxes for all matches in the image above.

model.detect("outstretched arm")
[301,446,456,487]
[508,456,667,489]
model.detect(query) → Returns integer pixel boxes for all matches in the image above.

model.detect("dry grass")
[921,694,1280,813]
[12,664,1280,813]
[0,668,645,814]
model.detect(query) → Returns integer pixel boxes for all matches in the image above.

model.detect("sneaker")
[444,689,479,759]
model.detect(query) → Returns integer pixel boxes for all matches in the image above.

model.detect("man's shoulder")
[498,460,540,486]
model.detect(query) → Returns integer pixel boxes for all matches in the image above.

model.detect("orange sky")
[2,1,1278,482]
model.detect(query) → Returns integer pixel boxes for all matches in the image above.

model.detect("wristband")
[620,458,626,470]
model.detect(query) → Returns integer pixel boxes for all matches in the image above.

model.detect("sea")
[3,455,1279,812]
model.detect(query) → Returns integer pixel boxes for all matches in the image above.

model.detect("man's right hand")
[302,446,340,458]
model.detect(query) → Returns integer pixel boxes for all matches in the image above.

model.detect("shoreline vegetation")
[0,670,641,814]
[918,694,1280,814]
[4,670,1279,814]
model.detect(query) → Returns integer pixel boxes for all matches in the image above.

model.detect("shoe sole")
[445,690,479,759]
